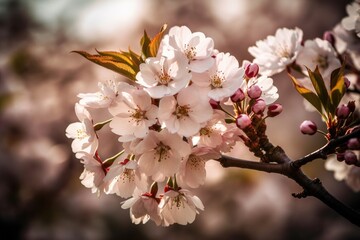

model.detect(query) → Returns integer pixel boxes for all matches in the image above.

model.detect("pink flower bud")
[347,138,360,150]
[344,77,350,89]
[245,62,259,78]
[252,99,266,114]
[209,99,220,109]
[231,88,245,102]
[267,104,283,117]
[337,153,345,161]
[336,104,350,119]
[300,120,317,135]
[236,114,251,129]
[323,31,336,47]
[344,151,358,165]
[247,85,262,99]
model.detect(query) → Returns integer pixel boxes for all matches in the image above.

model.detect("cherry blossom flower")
[341,1,360,37]
[79,152,107,195]
[136,53,192,99]
[248,27,303,76]
[195,110,226,148]
[121,190,162,225]
[176,148,209,188]
[77,80,125,108]
[297,38,341,78]
[65,103,98,157]
[109,88,158,142]
[159,188,204,226]
[105,157,147,198]
[244,75,279,105]
[163,25,215,73]
[158,86,213,137]
[135,130,191,181]
[192,52,245,101]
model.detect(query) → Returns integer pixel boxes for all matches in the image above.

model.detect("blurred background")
[1,0,360,239]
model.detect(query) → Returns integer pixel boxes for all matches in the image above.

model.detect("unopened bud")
[247,85,262,99]
[252,99,266,114]
[245,62,259,79]
[337,153,345,161]
[300,120,317,135]
[209,99,220,109]
[231,88,245,102]
[344,150,358,165]
[323,31,336,47]
[236,114,251,129]
[344,77,350,89]
[267,104,283,117]
[336,104,350,119]
[347,138,360,150]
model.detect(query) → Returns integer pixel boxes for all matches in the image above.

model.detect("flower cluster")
[66,25,280,226]
[247,1,360,191]
[67,1,360,226]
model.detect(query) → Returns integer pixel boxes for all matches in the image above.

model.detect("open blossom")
[136,52,191,99]
[158,86,213,137]
[341,0,360,37]
[77,80,124,108]
[65,103,98,157]
[176,147,209,188]
[121,190,162,225]
[109,88,158,142]
[242,75,279,105]
[297,38,341,78]
[192,52,245,101]
[79,152,107,194]
[163,25,215,73]
[248,27,303,76]
[159,188,204,226]
[105,157,147,198]
[195,110,226,148]
[135,130,191,181]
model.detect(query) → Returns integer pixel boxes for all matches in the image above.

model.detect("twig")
[292,128,360,168]
[216,145,360,227]
[219,155,286,174]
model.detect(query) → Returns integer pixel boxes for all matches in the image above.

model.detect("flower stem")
[93,118,113,131]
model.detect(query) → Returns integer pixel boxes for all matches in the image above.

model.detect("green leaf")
[149,24,167,57]
[140,30,151,58]
[306,66,330,114]
[73,50,138,81]
[288,73,323,114]
[140,24,167,59]
[329,65,346,115]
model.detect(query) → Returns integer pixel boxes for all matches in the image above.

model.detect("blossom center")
[131,108,147,123]
[119,169,135,183]
[76,129,87,139]
[316,55,329,69]
[184,44,197,60]
[188,154,203,169]
[158,71,172,85]
[199,127,212,136]
[170,195,184,209]
[276,45,293,59]
[155,142,171,162]
[175,105,191,119]
[211,72,225,88]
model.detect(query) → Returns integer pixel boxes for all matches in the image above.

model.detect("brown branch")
[292,128,360,168]
[219,155,286,174]
[217,145,360,227]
